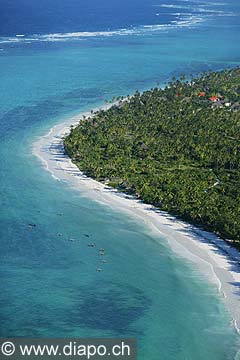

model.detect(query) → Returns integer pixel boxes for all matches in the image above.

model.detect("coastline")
[33,101,240,334]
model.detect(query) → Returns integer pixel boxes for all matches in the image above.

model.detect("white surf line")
[0,15,204,45]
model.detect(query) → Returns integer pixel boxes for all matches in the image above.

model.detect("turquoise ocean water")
[0,0,240,358]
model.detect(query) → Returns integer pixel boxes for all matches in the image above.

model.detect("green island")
[64,68,240,248]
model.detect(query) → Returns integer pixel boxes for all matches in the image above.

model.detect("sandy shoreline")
[33,102,240,334]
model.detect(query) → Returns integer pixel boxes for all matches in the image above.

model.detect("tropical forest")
[64,68,240,248]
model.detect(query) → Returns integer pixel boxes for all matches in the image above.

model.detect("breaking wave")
[0,15,203,45]
[0,0,236,46]
[152,0,238,16]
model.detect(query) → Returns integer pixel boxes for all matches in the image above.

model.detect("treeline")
[64,68,240,248]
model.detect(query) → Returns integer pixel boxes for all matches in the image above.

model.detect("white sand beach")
[33,102,240,334]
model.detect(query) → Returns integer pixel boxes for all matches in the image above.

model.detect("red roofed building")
[209,96,219,102]
[198,92,206,97]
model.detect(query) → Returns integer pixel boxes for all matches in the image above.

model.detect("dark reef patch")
[68,282,151,335]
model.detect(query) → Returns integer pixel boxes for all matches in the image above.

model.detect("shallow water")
[0,0,240,358]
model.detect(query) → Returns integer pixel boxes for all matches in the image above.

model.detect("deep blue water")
[0,0,240,359]
[0,0,214,36]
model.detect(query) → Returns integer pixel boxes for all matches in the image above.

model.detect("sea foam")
[0,15,203,45]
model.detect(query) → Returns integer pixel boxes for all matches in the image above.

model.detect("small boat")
[96,268,102,272]
[28,223,36,228]
[84,234,90,238]
[99,248,105,252]
[88,243,95,247]
[101,259,107,263]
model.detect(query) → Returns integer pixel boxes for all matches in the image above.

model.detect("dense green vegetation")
[64,68,240,248]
